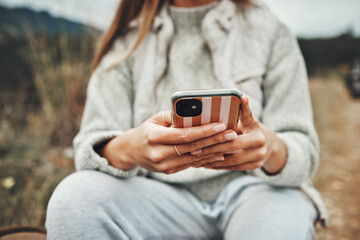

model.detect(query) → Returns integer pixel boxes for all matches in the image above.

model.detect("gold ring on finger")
[173,145,181,157]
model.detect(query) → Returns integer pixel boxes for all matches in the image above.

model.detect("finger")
[147,143,222,162]
[205,159,264,171]
[191,155,225,167]
[200,133,266,155]
[164,154,225,174]
[150,111,173,127]
[200,146,267,168]
[176,129,238,155]
[240,96,256,129]
[163,164,191,174]
[147,122,227,145]
[192,153,220,162]
[236,121,244,135]
[155,153,222,173]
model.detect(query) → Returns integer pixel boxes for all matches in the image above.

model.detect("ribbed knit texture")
[73,1,327,223]
[155,2,220,112]
[150,2,246,201]
[74,1,317,200]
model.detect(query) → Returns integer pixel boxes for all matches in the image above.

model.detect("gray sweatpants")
[45,171,317,240]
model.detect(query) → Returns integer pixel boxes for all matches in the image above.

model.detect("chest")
[129,21,270,125]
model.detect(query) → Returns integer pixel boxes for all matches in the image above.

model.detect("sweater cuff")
[74,131,144,178]
[250,132,310,186]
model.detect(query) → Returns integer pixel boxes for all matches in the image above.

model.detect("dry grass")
[0,32,94,227]
[20,33,93,146]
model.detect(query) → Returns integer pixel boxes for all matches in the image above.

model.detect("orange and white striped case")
[172,89,242,131]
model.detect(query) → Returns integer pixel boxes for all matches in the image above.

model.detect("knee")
[224,184,317,240]
[247,185,317,221]
[254,185,316,220]
[46,171,139,239]
[46,171,122,228]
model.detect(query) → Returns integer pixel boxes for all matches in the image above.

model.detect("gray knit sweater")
[152,3,248,199]
[73,0,327,223]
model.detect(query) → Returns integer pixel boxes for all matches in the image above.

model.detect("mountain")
[0,5,101,36]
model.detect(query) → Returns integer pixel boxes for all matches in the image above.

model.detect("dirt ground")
[310,74,360,239]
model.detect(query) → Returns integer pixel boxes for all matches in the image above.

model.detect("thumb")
[151,111,173,127]
[240,96,256,129]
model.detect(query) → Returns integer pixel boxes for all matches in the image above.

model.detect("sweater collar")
[128,0,270,33]
[168,1,218,31]
[127,0,237,33]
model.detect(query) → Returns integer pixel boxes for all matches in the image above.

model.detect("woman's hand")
[99,111,239,174]
[192,96,288,174]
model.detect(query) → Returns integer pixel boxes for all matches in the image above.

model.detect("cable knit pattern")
[73,0,328,226]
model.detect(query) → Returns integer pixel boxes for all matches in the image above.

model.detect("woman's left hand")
[192,96,287,174]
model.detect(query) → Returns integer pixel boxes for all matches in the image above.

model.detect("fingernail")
[225,132,237,140]
[215,156,225,161]
[191,149,202,155]
[243,95,249,103]
[214,123,226,132]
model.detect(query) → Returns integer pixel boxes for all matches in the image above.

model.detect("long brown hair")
[92,0,250,71]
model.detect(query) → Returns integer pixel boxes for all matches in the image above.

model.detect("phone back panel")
[173,95,241,130]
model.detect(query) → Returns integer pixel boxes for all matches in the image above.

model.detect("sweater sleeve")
[73,40,144,177]
[250,23,320,186]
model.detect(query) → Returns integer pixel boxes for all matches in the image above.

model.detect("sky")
[0,0,359,37]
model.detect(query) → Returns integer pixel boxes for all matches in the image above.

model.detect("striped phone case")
[172,89,242,131]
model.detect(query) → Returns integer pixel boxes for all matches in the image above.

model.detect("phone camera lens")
[180,101,187,107]
[178,109,188,116]
[176,99,202,117]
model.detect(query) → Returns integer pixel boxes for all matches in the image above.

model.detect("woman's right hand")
[99,111,239,174]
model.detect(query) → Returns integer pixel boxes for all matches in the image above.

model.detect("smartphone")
[172,89,242,131]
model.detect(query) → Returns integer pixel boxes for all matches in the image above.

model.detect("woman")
[46,0,328,239]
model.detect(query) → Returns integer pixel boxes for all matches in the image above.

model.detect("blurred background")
[0,0,359,239]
